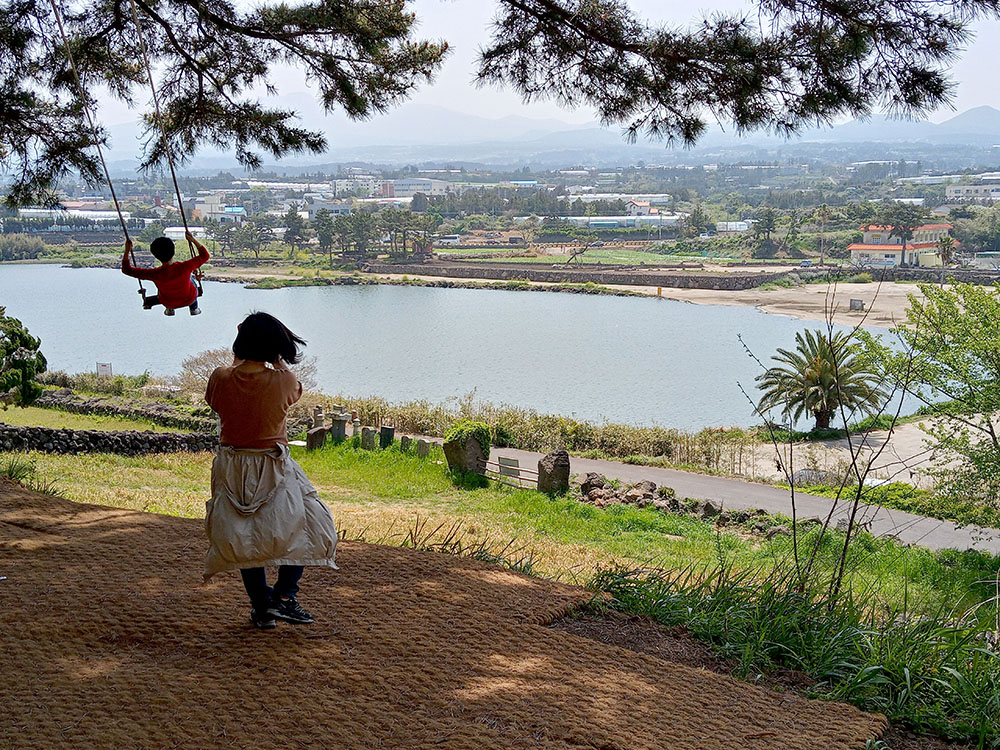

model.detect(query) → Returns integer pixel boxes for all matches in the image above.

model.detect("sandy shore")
[650,281,920,329]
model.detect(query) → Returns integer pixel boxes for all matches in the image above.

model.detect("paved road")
[490,447,1000,554]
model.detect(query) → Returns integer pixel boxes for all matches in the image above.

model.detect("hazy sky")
[99,0,1000,126]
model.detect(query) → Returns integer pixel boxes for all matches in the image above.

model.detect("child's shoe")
[164,308,175,316]
[268,597,314,624]
[143,301,154,310]
[249,607,277,630]
[190,308,201,316]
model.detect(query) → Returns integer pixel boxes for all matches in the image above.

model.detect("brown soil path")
[1,482,886,748]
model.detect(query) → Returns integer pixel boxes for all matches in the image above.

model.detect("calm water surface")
[1,265,870,429]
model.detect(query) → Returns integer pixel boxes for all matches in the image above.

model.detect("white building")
[333,177,379,196]
[716,221,752,233]
[305,199,351,221]
[192,194,246,224]
[848,223,953,267]
[945,183,1000,202]
[382,178,453,198]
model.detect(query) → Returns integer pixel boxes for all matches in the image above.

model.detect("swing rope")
[46,0,145,296]
[125,0,203,294]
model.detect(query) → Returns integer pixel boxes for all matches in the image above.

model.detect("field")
[0,405,184,433]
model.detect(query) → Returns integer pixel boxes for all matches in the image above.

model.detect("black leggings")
[240,566,304,610]
[144,295,199,312]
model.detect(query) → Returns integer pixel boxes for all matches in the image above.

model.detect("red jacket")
[122,244,209,308]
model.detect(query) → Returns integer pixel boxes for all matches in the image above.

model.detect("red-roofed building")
[848,223,953,267]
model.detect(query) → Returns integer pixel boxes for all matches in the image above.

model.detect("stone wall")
[366,262,786,290]
[0,424,218,455]
[36,390,216,432]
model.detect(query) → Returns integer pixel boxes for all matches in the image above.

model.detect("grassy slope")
[5,442,995,621]
[0,406,184,433]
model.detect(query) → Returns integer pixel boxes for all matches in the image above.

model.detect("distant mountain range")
[101,99,1000,175]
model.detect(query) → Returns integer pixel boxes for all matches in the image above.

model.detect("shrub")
[0,234,45,261]
[443,420,492,454]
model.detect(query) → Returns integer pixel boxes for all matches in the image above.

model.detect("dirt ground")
[1,482,886,749]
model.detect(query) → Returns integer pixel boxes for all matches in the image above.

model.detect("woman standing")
[204,312,338,630]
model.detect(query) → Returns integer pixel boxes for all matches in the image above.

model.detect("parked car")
[799,259,814,267]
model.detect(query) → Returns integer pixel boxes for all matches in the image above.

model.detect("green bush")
[0,234,45,261]
[443,420,492,454]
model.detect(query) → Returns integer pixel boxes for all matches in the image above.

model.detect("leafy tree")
[282,206,308,256]
[0,307,47,407]
[0,234,44,261]
[754,207,777,242]
[203,219,234,257]
[877,203,930,265]
[756,329,885,431]
[6,0,999,205]
[862,283,1000,515]
[815,204,832,266]
[333,212,378,260]
[138,222,165,242]
[314,209,336,267]
[410,193,430,213]
[232,216,274,259]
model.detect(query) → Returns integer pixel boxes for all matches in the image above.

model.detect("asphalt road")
[490,447,1000,554]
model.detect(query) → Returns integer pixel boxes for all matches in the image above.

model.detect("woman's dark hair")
[232,312,306,364]
[149,236,175,263]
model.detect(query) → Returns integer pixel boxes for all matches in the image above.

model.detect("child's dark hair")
[150,236,175,263]
[233,312,306,365]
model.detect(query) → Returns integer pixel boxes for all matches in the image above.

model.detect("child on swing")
[121,231,210,316]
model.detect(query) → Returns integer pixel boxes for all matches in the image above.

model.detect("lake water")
[0,264,881,429]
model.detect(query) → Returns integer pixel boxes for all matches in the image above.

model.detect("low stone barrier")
[36,390,216,432]
[366,262,786,290]
[0,424,218,455]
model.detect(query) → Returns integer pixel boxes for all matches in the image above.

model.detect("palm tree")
[756,330,885,431]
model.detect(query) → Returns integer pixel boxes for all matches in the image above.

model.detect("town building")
[626,200,656,216]
[847,223,952,267]
[945,183,1000,202]
[381,178,453,198]
[305,199,351,221]
[192,194,246,224]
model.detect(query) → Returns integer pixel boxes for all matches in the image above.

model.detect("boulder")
[698,500,722,519]
[633,480,657,495]
[579,472,606,496]
[443,435,487,474]
[623,488,646,505]
[765,525,792,539]
[537,450,571,495]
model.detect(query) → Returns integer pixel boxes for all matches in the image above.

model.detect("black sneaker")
[250,607,277,630]
[268,597,314,624]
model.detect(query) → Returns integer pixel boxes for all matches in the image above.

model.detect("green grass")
[596,564,1000,746]
[0,405,184,433]
[3,441,993,612]
[4,440,998,744]
[796,481,1000,530]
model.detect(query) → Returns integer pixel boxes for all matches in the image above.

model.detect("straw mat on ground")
[0,482,886,748]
